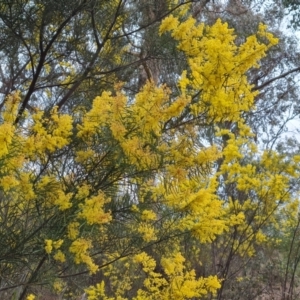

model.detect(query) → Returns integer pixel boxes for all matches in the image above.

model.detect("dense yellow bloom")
[134,252,156,273]
[161,252,185,275]
[69,238,91,262]
[159,15,179,35]
[137,223,157,242]
[160,17,277,123]
[53,190,73,210]
[69,238,98,274]
[0,175,19,192]
[133,251,221,300]
[28,106,73,155]
[78,192,111,225]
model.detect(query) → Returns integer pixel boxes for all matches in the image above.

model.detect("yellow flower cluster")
[67,222,80,240]
[137,223,157,242]
[54,250,66,263]
[44,239,64,254]
[132,251,220,300]
[160,17,278,123]
[77,82,191,171]
[28,106,72,155]
[0,92,20,158]
[141,210,157,221]
[69,238,98,274]
[85,281,115,300]
[78,192,111,225]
